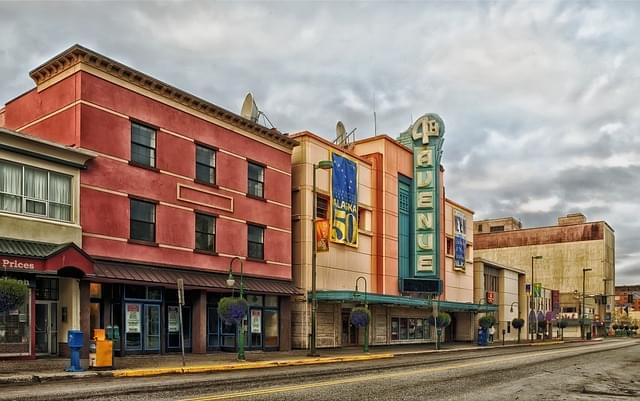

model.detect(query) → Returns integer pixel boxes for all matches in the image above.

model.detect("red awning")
[93,262,301,295]
[0,238,94,276]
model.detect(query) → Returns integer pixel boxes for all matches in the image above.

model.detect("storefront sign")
[251,309,262,333]
[126,304,141,333]
[316,219,330,252]
[1,258,37,270]
[168,306,180,333]
[330,153,358,248]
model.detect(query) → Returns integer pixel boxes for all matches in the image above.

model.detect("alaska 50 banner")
[330,153,358,247]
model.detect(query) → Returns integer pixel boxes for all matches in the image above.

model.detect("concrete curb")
[0,338,605,385]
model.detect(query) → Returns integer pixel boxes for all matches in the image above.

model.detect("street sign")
[176,278,186,367]
[177,279,184,306]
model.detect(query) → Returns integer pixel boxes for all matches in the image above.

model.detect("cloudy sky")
[1,1,638,284]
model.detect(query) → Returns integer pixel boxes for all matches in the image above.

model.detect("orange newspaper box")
[89,329,113,368]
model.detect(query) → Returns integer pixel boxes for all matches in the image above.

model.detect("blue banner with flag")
[330,153,358,247]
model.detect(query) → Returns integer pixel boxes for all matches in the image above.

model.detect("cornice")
[29,44,298,150]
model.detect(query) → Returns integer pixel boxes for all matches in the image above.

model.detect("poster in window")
[316,219,330,252]
[251,309,262,333]
[126,304,141,333]
[330,153,358,247]
[168,306,180,333]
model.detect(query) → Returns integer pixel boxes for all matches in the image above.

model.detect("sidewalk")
[0,338,588,385]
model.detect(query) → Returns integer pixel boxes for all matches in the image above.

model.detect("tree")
[512,318,525,343]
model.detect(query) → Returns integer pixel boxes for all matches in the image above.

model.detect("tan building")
[0,127,94,358]
[474,213,615,338]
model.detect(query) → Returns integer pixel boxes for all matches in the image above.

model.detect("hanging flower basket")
[350,307,371,327]
[511,318,525,329]
[0,278,28,313]
[217,297,248,323]
[428,312,451,328]
[479,315,496,329]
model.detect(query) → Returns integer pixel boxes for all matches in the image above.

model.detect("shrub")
[0,279,28,313]
[217,297,248,323]
[349,307,371,327]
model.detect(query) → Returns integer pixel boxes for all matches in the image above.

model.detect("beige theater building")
[474,213,615,338]
[0,127,94,358]
[291,114,496,349]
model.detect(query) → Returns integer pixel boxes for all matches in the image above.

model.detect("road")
[3,339,638,401]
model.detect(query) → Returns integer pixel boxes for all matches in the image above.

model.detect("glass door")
[207,307,219,350]
[144,304,161,352]
[35,302,58,355]
[167,305,191,351]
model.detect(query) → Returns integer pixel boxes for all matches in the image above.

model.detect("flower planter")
[350,307,371,327]
[217,297,248,323]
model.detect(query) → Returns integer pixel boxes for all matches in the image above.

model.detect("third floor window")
[247,162,264,198]
[195,145,216,185]
[131,122,156,168]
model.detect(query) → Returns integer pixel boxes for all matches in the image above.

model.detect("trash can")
[65,330,84,372]
[586,331,592,340]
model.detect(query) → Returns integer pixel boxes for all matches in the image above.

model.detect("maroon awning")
[93,261,301,295]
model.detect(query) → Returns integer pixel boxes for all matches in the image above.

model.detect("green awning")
[311,290,497,312]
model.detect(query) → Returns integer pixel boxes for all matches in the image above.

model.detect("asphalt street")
[3,339,638,401]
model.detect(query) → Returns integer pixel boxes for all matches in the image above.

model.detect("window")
[477,224,483,232]
[248,224,264,260]
[196,145,216,185]
[446,237,453,255]
[195,213,216,252]
[391,317,431,341]
[490,225,505,233]
[131,122,156,167]
[247,162,264,198]
[316,194,329,219]
[130,198,156,242]
[0,160,72,222]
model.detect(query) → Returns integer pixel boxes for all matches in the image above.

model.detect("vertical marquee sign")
[330,153,358,248]
[397,113,445,294]
[454,211,466,270]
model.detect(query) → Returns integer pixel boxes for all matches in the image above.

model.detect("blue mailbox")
[65,330,85,372]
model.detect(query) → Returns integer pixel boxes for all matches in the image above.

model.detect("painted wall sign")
[397,113,445,292]
[1,258,37,270]
[330,153,358,247]
[316,219,330,252]
[126,304,141,333]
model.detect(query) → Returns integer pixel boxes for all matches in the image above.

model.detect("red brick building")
[1,45,298,356]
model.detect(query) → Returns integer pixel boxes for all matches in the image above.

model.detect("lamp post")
[227,256,245,361]
[530,256,543,341]
[355,276,368,353]
[510,301,519,314]
[309,160,333,357]
[582,268,592,340]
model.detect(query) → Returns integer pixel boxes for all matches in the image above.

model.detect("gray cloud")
[1,0,639,283]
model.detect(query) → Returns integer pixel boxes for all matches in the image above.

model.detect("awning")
[0,237,94,276]
[312,290,497,312]
[94,261,301,295]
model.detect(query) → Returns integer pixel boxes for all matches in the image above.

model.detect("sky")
[1,1,638,284]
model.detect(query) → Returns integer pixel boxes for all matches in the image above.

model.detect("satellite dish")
[336,121,346,145]
[241,93,259,123]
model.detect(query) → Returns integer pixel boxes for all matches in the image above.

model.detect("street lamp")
[582,268,592,340]
[309,160,333,357]
[227,256,245,361]
[510,301,519,313]
[530,256,543,341]
[355,276,368,353]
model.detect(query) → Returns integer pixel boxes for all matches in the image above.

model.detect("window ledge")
[246,193,267,202]
[128,160,160,172]
[194,179,219,189]
[194,249,218,256]
[246,257,266,263]
[128,239,159,247]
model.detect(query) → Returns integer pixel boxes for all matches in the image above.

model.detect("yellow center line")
[180,342,633,401]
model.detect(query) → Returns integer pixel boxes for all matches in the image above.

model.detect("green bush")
[429,312,451,328]
[479,315,496,329]
[0,279,28,313]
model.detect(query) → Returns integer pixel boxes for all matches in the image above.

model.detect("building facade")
[474,213,615,338]
[1,45,299,356]
[0,127,94,358]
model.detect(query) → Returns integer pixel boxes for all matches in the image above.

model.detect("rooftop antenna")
[373,91,377,136]
[240,92,276,129]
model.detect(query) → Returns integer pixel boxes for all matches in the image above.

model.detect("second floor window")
[247,162,264,198]
[195,213,216,252]
[131,122,156,168]
[130,198,155,243]
[195,145,216,185]
[316,194,329,219]
[0,160,72,222]
[248,224,264,260]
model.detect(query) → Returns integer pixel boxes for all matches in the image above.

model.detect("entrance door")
[341,311,357,346]
[35,302,58,355]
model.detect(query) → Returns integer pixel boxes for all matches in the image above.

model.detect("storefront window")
[391,317,431,341]
[265,295,278,308]
[0,289,30,356]
[35,278,58,300]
